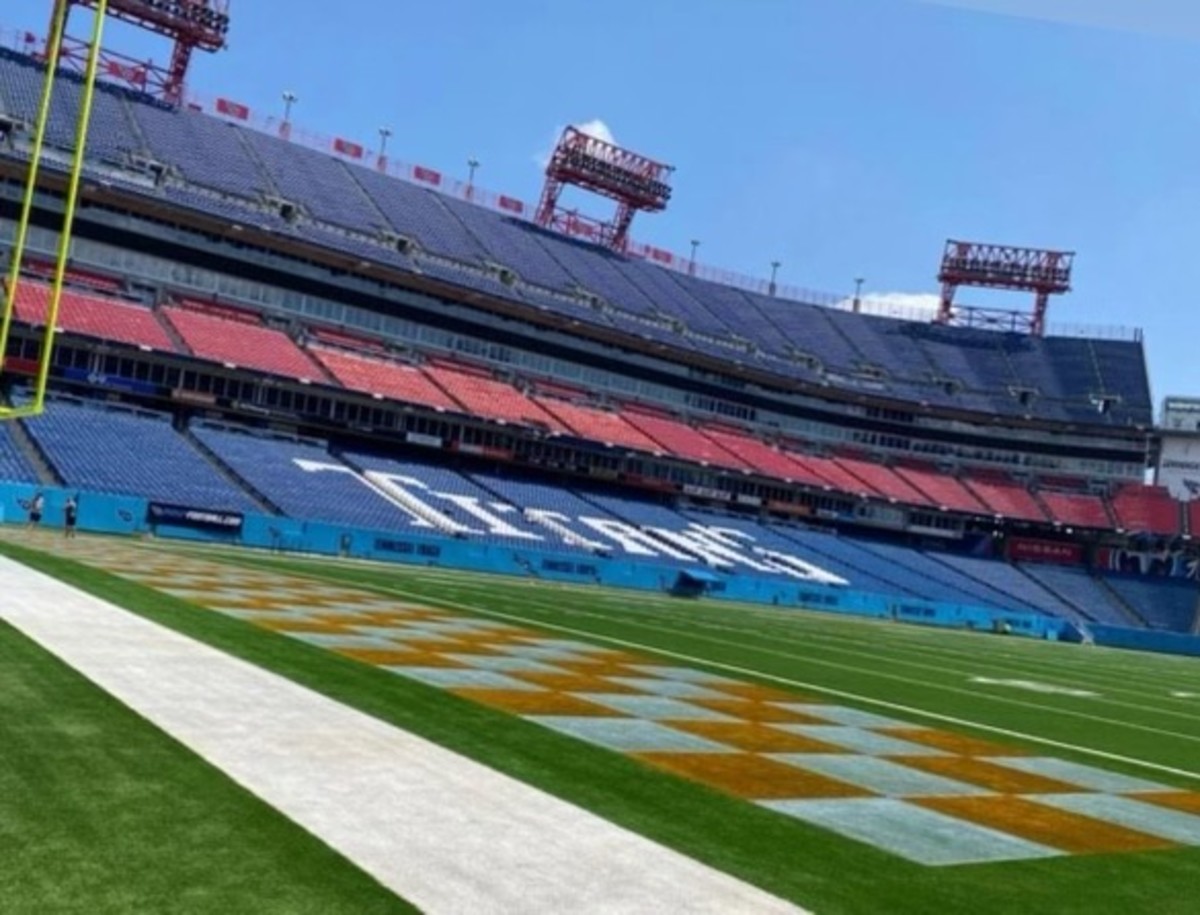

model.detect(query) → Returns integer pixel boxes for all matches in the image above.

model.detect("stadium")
[1,2,1199,913]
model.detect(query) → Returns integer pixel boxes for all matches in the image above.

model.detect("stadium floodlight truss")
[936,240,1074,337]
[0,0,110,420]
[535,126,674,253]
[50,0,230,105]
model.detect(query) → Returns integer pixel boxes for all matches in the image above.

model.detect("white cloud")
[534,118,617,169]
[573,118,616,146]
[838,291,942,321]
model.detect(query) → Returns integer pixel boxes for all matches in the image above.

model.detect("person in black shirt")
[64,494,78,539]
[28,491,44,528]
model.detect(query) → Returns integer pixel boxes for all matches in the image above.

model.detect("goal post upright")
[0,0,230,419]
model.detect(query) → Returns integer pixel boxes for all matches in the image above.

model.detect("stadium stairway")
[155,301,194,354]
[1097,577,1161,630]
[182,426,281,516]
[7,412,61,486]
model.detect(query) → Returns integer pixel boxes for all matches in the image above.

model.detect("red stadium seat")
[310,346,458,410]
[1110,483,1181,535]
[163,304,322,379]
[1038,490,1112,529]
[833,456,932,505]
[535,399,663,452]
[622,410,749,469]
[894,463,987,513]
[963,471,1049,522]
[698,425,803,478]
[13,280,176,352]
[423,361,564,429]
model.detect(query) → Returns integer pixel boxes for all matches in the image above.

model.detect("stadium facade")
[1,43,1197,652]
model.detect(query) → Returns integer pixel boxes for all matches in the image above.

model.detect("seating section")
[1017,564,1133,627]
[340,452,548,545]
[1110,484,1181,535]
[0,47,1156,429]
[1103,577,1198,632]
[1038,490,1111,529]
[310,347,458,410]
[22,399,258,511]
[12,281,176,351]
[839,539,1009,609]
[684,509,906,593]
[834,457,930,505]
[623,410,748,469]
[931,553,1083,623]
[470,473,622,552]
[786,453,869,494]
[535,399,662,452]
[163,305,323,379]
[190,425,405,531]
[895,464,986,513]
[698,427,808,481]
[0,423,38,484]
[6,391,1197,634]
[964,472,1048,522]
[423,362,562,429]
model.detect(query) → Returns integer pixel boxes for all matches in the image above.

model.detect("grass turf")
[5,536,1200,914]
[0,616,416,915]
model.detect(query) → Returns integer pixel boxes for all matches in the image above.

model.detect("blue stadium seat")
[190,425,407,531]
[21,399,258,511]
[1103,576,1198,632]
[0,423,38,485]
[1017,564,1136,627]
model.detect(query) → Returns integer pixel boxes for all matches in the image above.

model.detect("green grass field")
[3,534,1200,914]
[0,612,415,914]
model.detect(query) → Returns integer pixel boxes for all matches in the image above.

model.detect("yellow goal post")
[0,0,109,419]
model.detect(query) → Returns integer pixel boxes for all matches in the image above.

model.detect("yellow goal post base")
[0,0,109,420]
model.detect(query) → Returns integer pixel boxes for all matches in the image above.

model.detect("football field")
[2,532,1199,914]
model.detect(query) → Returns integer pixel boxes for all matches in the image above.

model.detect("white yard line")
[0,556,805,915]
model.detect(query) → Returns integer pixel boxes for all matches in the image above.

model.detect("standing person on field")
[27,490,44,528]
[64,494,79,539]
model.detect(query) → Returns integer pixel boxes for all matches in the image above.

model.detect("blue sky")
[5,0,1200,408]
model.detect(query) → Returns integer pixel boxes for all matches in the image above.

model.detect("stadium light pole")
[378,126,392,172]
[689,239,700,276]
[466,157,480,201]
[280,90,298,140]
[854,277,864,313]
[769,260,781,297]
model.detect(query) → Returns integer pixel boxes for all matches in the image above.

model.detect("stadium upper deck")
[0,48,1153,432]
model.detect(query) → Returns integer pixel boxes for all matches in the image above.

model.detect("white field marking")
[0,557,804,915]
[398,578,1200,736]
[1172,692,1199,699]
[969,677,1099,698]
[342,579,1200,784]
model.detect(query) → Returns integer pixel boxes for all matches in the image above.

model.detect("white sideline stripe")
[359,581,1200,786]
[0,557,805,915]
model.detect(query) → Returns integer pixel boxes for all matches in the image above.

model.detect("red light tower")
[936,240,1074,337]
[49,0,230,105]
[535,126,673,253]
